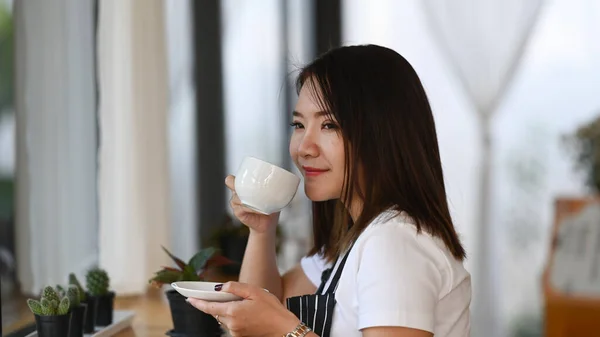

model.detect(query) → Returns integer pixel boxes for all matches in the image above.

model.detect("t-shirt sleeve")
[300,252,330,288]
[356,227,443,333]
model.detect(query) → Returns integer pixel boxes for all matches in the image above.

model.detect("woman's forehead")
[296,80,327,115]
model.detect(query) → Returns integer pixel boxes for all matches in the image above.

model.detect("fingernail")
[214,284,223,291]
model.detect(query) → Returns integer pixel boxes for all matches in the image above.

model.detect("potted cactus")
[65,284,87,337]
[149,246,234,337]
[27,286,71,337]
[69,273,93,333]
[69,273,94,333]
[85,267,115,326]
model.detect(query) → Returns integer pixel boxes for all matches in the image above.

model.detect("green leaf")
[27,299,42,315]
[57,297,70,315]
[198,255,237,280]
[149,269,182,285]
[205,254,236,269]
[41,299,56,316]
[161,246,187,270]
[69,273,87,301]
[55,285,66,298]
[42,286,60,304]
[188,247,217,272]
[182,264,200,281]
[66,285,80,308]
[161,266,182,273]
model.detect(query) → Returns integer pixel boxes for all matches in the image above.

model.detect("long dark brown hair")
[297,44,466,262]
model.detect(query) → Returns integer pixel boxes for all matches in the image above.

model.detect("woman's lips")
[302,166,329,177]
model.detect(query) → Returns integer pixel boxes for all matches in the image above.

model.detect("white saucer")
[171,281,243,302]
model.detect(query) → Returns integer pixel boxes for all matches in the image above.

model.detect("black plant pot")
[82,298,96,333]
[166,289,222,337]
[87,291,116,327]
[34,314,71,337]
[68,304,87,337]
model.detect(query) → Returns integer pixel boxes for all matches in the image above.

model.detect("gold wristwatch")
[283,322,312,337]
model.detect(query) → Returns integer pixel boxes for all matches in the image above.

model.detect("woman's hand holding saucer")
[187,281,300,337]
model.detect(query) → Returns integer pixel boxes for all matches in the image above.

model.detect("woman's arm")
[238,228,317,302]
[228,174,317,302]
[238,227,283,298]
[281,263,317,302]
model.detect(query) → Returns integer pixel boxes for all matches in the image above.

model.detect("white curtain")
[97,0,171,295]
[164,0,198,263]
[420,1,545,336]
[14,0,98,295]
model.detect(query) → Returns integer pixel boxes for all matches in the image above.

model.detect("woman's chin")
[304,188,338,202]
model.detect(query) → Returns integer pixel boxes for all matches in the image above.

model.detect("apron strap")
[316,267,333,294]
[323,243,355,294]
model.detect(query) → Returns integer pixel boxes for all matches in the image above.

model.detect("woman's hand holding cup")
[226,157,301,233]
[225,175,280,233]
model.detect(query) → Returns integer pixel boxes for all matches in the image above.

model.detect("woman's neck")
[344,196,364,223]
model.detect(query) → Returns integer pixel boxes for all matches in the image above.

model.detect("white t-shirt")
[300,211,471,337]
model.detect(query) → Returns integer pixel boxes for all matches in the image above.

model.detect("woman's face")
[289,83,346,202]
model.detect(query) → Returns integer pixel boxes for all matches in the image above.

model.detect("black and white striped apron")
[285,248,353,337]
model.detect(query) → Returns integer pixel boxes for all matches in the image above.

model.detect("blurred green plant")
[0,4,14,113]
[210,213,284,255]
[148,246,234,287]
[564,113,600,193]
[510,312,543,337]
[86,267,110,296]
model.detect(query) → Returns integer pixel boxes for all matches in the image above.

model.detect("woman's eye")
[290,122,304,129]
[323,122,338,130]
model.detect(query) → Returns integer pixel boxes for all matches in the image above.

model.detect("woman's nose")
[297,132,319,158]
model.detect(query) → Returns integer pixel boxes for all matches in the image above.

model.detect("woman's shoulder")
[358,210,459,260]
[357,210,435,247]
[353,210,471,295]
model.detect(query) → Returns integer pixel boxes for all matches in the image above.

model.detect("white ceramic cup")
[234,156,300,215]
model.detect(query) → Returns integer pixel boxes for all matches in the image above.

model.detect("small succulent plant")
[69,273,87,302]
[50,284,81,309]
[43,286,61,304]
[66,284,81,307]
[86,267,110,296]
[27,286,70,316]
[55,285,66,298]
[149,246,234,287]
